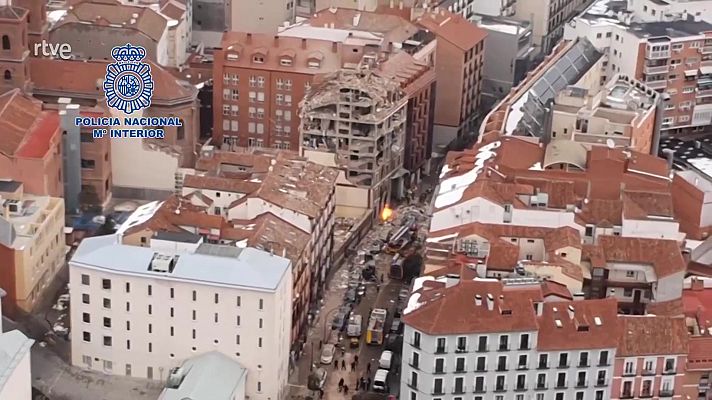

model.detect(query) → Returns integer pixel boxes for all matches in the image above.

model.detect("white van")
[372,369,389,392]
[378,350,393,370]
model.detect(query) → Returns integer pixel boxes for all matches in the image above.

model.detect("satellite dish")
[606,138,615,149]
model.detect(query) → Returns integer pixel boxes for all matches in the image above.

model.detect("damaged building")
[300,69,408,218]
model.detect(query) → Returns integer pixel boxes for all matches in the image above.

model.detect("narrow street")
[289,221,411,399]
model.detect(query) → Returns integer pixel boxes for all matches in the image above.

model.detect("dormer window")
[280,57,292,66]
[307,59,320,69]
[226,52,239,61]
[253,54,265,64]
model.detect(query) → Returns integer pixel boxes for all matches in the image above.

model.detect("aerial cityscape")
[0,0,711,399]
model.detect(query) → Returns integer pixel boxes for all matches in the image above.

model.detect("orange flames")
[380,205,393,221]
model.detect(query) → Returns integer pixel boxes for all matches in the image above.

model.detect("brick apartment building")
[212,33,346,151]
[417,9,487,146]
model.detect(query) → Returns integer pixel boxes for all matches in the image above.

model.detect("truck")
[366,308,388,345]
[347,314,363,337]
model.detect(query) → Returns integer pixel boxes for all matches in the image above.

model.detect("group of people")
[329,352,373,397]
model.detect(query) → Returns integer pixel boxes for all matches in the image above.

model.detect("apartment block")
[29,57,200,200]
[212,32,345,150]
[550,75,659,153]
[0,181,65,316]
[671,168,712,240]
[375,52,436,183]
[682,277,712,400]
[401,276,617,400]
[611,315,687,399]
[300,69,407,215]
[514,0,583,56]
[473,14,535,110]
[0,324,33,400]
[565,0,712,134]
[69,236,292,400]
[0,89,63,198]
[417,9,487,145]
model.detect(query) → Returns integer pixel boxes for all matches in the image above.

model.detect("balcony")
[647,48,671,59]
[476,345,489,352]
[596,379,609,387]
[537,363,549,370]
[697,88,712,98]
[473,385,486,394]
[435,347,446,354]
[642,369,656,376]
[645,80,668,90]
[452,387,466,395]
[494,384,507,393]
[701,46,712,55]
[576,380,588,388]
[644,64,669,74]
[535,384,548,390]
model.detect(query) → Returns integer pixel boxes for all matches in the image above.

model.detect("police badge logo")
[104,43,154,114]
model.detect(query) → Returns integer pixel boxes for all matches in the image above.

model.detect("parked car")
[385,334,403,353]
[320,344,336,364]
[315,368,327,388]
[332,310,350,331]
[389,318,402,334]
[344,289,357,303]
[372,369,389,392]
[379,350,393,370]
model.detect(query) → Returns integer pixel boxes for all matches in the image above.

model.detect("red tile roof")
[617,315,688,356]
[416,10,487,51]
[537,298,619,351]
[0,89,59,159]
[585,235,686,278]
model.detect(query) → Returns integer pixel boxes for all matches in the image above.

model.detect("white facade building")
[401,278,617,400]
[69,236,292,400]
[0,290,34,400]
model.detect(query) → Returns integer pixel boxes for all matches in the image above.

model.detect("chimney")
[301,38,307,49]
[567,305,575,320]
[388,41,394,53]
[475,294,482,306]
[486,293,494,311]
[609,288,615,296]
[534,301,543,316]
[246,33,252,44]
[274,35,279,46]
[332,41,338,53]
[691,277,705,291]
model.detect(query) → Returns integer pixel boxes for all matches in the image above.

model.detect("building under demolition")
[300,69,408,217]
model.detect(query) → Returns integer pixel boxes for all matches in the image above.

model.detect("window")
[664,358,675,373]
[103,317,111,328]
[258,318,262,328]
[81,274,90,285]
[257,76,265,87]
[148,304,152,315]
[410,371,418,388]
[518,354,528,369]
[558,353,568,368]
[455,357,465,372]
[499,335,509,351]
[516,374,526,390]
[556,372,566,388]
[474,376,485,392]
[82,313,90,323]
[476,356,486,371]
[597,370,607,386]
[192,310,196,320]
[284,94,292,105]
[497,355,507,371]
[434,358,444,373]
[436,338,446,353]
[230,105,239,116]
[125,282,130,293]
[411,351,419,368]
[126,321,130,331]
[259,298,264,310]
[413,331,421,348]
[258,337,263,347]
[83,332,91,342]
[537,373,546,389]
[456,336,466,351]
[248,122,255,133]
[579,352,589,367]
[103,336,112,346]
[192,291,197,301]
[231,89,239,100]
[495,375,505,391]
[126,340,131,350]
[237,296,241,307]
[103,298,111,309]
[102,279,111,290]
[148,285,152,296]
[577,371,586,387]
[433,378,443,394]
[598,351,609,366]
[624,360,635,375]
[519,333,529,350]
[477,336,487,351]
[2,35,10,50]
[257,92,265,102]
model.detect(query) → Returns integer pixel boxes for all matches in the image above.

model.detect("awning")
[390,168,410,179]
[685,69,698,77]
[700,66,712,75]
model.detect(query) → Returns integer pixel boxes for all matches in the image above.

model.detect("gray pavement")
[31,344,163,400]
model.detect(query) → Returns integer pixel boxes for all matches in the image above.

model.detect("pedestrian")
[380,273,384,283]
[354,355,359,365]
[376,284,380,294]
[367,377,371,388]
[366,362,371,373]
[338,377,344,389]
[350,361,356,372]
[360,377,366,390]
[341,347,345,357]
[334,359,338,370]
[341,359,346,370]
[343,385,349,395]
